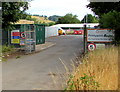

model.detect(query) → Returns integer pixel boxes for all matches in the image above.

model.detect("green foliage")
[2,2,30,31]
[57,13,80,24]
[87,2,120,44]
[100,11,120,29]
[65,74,100,90]
[2,45,15,53]
[16,56,21,59]
[48,15,61,22]
[100,11,120,43]
[87,2,120,17]
[81,14,99,23]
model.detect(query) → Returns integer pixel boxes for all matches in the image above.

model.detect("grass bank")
[66,46,119,90]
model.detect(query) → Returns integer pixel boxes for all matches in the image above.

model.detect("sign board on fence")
[11,30,20,44]
[20,39,25,46]
[21,32,26,39]
[87,29,114,42]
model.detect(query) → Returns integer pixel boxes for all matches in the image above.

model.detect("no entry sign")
[87,43,96,51]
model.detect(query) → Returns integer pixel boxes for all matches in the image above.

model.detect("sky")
[26,0,94,20]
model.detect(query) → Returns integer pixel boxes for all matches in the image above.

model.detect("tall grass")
[66,46,118,90]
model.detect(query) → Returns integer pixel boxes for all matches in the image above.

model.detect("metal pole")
[83,24,87,54]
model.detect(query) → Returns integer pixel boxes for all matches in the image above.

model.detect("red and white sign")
[21,32,26,39]
[87,43,96,51]
[87,29,114,42]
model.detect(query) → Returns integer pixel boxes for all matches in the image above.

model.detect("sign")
[87,29,114,42]
[21,32,26,39]
[87,43,96,51]
[96,44,105,49]
[20,40,25,46]
[11,30,20,44]
[11,39,20,44]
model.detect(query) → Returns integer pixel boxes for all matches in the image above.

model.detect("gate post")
[83,24,87,54]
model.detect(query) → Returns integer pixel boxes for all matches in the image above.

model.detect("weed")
[16,56,21,59]
[2,45,15,53]
[66,73,100,90]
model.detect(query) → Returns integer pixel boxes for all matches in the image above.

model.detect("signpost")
[83,24,87,53]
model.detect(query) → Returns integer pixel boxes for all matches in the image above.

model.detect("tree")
[56,13,80,24]
[100,11,120,43]
[48,15,61,22]
[81,14,99,23]
[87,2,120,44]
[87,2,120,17]
[2,2,30,31]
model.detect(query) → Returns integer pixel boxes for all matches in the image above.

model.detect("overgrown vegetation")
[2,45,15,53]
[65,46,118,90]
[87,2,120,44]
[0,45,16,61]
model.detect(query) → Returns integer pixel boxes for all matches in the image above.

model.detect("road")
[2,35,83,90]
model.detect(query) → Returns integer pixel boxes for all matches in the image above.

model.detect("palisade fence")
[2,24,45,53]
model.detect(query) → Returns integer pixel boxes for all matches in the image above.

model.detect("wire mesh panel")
[21,24,36,54]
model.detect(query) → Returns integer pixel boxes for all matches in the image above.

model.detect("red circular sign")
[21,32,26,39]
[87,43,96,51]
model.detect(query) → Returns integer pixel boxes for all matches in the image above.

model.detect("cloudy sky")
[26,0,94,20]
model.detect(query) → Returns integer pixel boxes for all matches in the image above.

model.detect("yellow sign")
[11,39,20,44]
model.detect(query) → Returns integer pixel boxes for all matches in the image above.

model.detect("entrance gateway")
[11,24,36,54]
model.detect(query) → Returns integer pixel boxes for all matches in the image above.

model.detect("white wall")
[45,27,59,38]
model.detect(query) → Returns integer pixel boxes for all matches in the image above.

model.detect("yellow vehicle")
[58,29,65,35]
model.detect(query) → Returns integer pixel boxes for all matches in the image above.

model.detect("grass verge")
[65,46,119,90]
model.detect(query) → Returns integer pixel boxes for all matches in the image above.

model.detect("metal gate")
[20,24,36,54]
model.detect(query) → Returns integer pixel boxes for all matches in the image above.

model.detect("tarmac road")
[2,35,83,90]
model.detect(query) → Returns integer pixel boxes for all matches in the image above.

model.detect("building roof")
[51,23,99,28]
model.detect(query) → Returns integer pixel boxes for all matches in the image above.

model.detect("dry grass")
[15,19,35,24]
[31,16,55,23]
[67,46,119,90]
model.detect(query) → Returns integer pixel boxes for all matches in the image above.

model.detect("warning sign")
[87,43,96,51]
[11,30,20,44]
[20,40,25,46]
[11,39,20,44]
[21,32,26,39]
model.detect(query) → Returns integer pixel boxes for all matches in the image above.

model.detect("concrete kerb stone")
[35,42,56,52]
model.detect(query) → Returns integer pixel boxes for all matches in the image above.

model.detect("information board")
[11,30,20,44]
[87,29,114,42]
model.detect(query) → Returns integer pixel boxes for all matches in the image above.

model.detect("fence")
[2,24,45,46]
[35,24,45,44]
[45,26,58,38]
